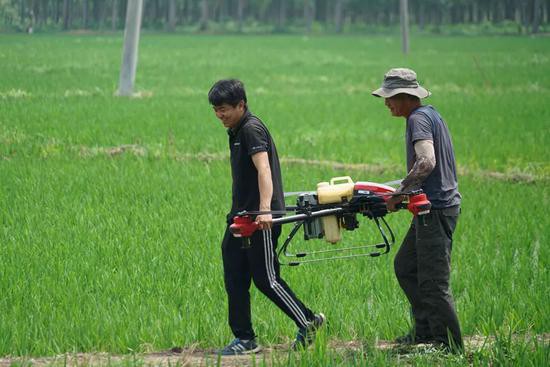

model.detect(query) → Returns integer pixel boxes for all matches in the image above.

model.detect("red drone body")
[230,181,431,238]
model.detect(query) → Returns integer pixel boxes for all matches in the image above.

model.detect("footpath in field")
[1,335,547,367]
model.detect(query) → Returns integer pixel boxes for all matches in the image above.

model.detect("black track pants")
[222,225,315,340]
[394,207,463,350]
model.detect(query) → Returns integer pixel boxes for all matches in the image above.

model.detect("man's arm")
[399,139,436,193]
[251,151,273,229]
[387,139,436,211]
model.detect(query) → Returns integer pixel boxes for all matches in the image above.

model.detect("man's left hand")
[255,213,273,230]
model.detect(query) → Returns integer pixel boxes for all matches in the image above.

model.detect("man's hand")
[387,195,406,212]
[255,213,273,230]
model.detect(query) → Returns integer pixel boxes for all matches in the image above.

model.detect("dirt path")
[1,334,547,367]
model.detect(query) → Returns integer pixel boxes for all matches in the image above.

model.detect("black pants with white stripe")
[222,225,316,340]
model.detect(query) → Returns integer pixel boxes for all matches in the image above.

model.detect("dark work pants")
[222,225,315,340]
[394,206,463,350]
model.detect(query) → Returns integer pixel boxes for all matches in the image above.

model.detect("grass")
[0,33,549,365]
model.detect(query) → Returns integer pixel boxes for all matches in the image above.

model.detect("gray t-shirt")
[406,105,461,209]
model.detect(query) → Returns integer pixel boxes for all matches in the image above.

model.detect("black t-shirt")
[227,110,285,222]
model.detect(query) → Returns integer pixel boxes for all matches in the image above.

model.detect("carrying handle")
[329,176,354,185]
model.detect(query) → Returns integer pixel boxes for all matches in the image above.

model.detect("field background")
[0,34,549,365]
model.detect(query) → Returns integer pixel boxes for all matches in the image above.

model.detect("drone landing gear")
[278,217,395,266]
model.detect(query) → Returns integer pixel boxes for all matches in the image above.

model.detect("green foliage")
[0,33,549,365]
[0,0,22,31]
[0,0,547,35]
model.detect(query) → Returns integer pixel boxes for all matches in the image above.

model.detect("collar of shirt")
[227,109,252,137]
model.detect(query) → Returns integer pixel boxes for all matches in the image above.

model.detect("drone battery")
[297,193,324,240]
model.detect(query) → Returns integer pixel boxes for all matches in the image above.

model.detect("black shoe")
[218,338,261,356]
[395,333,434,345]
[291,313,326,350]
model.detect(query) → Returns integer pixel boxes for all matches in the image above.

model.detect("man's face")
[212,101,245,129]
[384,95,408,117]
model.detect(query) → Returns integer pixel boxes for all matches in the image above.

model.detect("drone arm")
[229,207,344,237]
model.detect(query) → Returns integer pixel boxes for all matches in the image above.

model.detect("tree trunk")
[37,0,46,28]
[484,2,490,22]
[148,0,156,27]
[532,0,542,33]
[463,4,469,23]
[200,0,209,31]
[491,1,499,22]
[278,0,286,29]
[237,0,245,32]
[117,0,143,96]
[62,0,70,30]
[93,0,101,26]
[507,0,513,20]
[186,0,193,24]
[418,1,425,30]
[19,0,25,25]
[112,0,118,30]
[334,0,344,33]
[523,0,530,32]
[82,0,88,28]
[55,0,61,24]
[28,0,35,33]
[167,0,176,31]
[304,0,315,33]
[472,1,478,23]
[180,0,186,26]
[400,0,409,55]
[220,0,229,22]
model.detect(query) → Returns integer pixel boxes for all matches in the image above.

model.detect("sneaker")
[218,338,261,356]
[395,333,434,345]
[291,313,326,350]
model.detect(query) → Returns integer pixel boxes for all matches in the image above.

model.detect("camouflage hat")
[372,68,431,99]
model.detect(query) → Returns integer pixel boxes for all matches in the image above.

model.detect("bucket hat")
[372,68,431,99]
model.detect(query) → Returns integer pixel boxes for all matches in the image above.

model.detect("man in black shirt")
[208,79,324,355]
[372,69,463,352]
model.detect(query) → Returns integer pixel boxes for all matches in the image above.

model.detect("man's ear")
[238,100,245,110]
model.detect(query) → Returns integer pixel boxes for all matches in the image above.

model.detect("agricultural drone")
[229,176,431,265]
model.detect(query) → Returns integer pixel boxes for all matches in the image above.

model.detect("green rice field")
[0,33,549,365]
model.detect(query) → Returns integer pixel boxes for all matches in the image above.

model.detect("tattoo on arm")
[399,140,436,193]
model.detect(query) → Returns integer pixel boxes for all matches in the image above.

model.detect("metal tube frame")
[277,216,395,266]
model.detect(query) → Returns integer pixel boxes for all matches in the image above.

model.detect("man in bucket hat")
[372,68,463,352]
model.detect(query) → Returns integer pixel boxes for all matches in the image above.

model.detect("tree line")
[1,0,547,34]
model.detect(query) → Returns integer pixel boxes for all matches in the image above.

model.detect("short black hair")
[394,93,420,102]
[208,79,247,107]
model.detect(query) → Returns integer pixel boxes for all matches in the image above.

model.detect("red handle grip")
[407,193,431,216]
[229,216,259,237]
